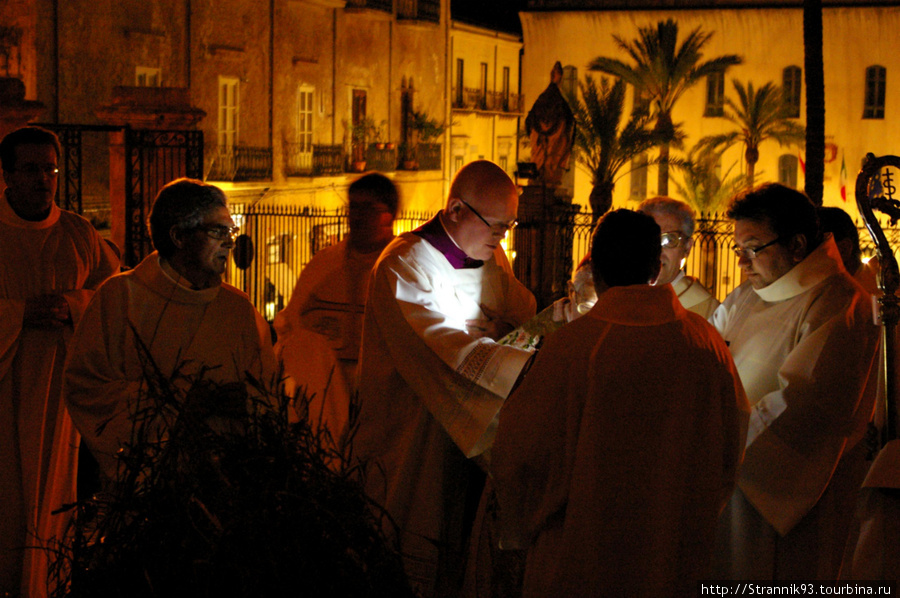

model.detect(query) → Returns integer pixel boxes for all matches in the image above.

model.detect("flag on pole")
[840,154,848,202]
[798,149,806,175]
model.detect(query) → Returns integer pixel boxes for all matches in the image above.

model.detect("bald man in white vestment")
[0,126,119,598]
[711,183,880,580]
[352,161,536,598]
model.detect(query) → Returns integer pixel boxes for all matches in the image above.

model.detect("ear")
[445,197,465,224]
[170,226,187,250]
[683,236,695,257]
[788,233,808,263]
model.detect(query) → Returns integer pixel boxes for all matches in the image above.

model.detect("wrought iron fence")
[398,0,440,22]
[226,204,900,321]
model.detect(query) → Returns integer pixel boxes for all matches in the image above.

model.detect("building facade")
[519,2,900,218]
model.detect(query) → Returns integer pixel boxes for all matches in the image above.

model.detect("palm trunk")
[658,143,670,196]
[589,181,615,225]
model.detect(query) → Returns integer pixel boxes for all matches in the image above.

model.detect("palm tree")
[572,75,670,223]
[588,19,742,196]
[698,79,806,186]
[673,144,750,215]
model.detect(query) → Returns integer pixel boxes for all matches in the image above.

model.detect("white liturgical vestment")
[0,195,119,598]
[65,253,276,484]
[711,236,879,579]
[353,231,535,597]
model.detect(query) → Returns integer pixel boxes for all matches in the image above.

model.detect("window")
[351,89,367,162]
[502,66,510,110]
[630,155,648,201]
[499,155,508,172]
[705,71,725,117]
[864,65,886,119]
[455,59,464,107]
[783,66,801,118]
[633,88,651,117]
[778,154,799,189]
[295,86,314,172]
[480,62,488,109]
[136,66,161,87]
[454,155,464,175]
[561,65,578,103]
[218,77,240,148]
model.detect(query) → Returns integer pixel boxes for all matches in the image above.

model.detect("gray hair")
[637,196,696,238]
[148,178,228,258]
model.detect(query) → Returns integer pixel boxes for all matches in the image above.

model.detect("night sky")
[451,0,529,35]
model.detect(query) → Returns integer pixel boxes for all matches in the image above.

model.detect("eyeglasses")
[460,199,517,235]
[15,164,59,177]
[198,225,240,242]
[660,232,688,249]
[732,237,783,259]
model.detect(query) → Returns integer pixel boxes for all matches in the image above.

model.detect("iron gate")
[124,128,204,266]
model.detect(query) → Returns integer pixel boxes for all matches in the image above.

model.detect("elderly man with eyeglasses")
[351,160,535,597]
[710,183,880,581]
[65,178,275,491]
[639,196,720,319]
[0,126,120,598]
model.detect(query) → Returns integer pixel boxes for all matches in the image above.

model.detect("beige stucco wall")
[450,22,522,178]
[521,7,900,218]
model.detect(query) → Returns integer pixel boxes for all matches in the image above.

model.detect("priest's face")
[649,211,692,286]
[449,188,519,262]
[2,143,59,220]
[348,190,394,253]
[179,205,237,287]
[733,218,798,289]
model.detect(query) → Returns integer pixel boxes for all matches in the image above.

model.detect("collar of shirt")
[0,190,61,229]
[413,214,484,269]
[588,283,683,326]
[754,235,845,303]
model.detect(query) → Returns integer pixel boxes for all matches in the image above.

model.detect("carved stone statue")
[525,61,575,187]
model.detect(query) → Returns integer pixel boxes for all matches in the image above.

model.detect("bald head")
[443,160,519,261]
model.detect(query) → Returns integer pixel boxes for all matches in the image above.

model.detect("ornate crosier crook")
[856,154,900,444]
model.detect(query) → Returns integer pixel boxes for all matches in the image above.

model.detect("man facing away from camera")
[491,209,748,597]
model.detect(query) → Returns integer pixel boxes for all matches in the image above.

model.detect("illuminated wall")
[520,6,900,218]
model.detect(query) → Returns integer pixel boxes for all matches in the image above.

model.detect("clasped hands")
[466,304,514,341]
[24,294,71,328]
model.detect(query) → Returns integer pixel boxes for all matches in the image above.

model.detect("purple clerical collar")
[413,214,484,269]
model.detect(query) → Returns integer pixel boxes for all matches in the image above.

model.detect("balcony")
[366,144,398,172]
[397,0,440,23]
[209,145,273,181]
[416,142,441,171]
[452,88,524,115]
[283,142,345,177]
[345,0,392,12]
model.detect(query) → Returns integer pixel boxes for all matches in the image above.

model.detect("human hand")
[466,304,515,341]
[23,294,71,328]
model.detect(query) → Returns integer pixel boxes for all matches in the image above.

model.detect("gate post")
[97,87,205,266]
[513,184,579,310]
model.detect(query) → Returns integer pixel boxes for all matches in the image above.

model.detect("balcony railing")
[366,144,398,172]
[209,145,273,181]
[346,0,392,12]
[313,144,344,176]
[397,0,440,22]
[416,142,441,171]
[283,141,313,176]
[452,89,524,114]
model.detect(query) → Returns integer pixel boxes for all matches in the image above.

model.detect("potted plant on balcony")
[408,110,447,171]
[344,117,378,172]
